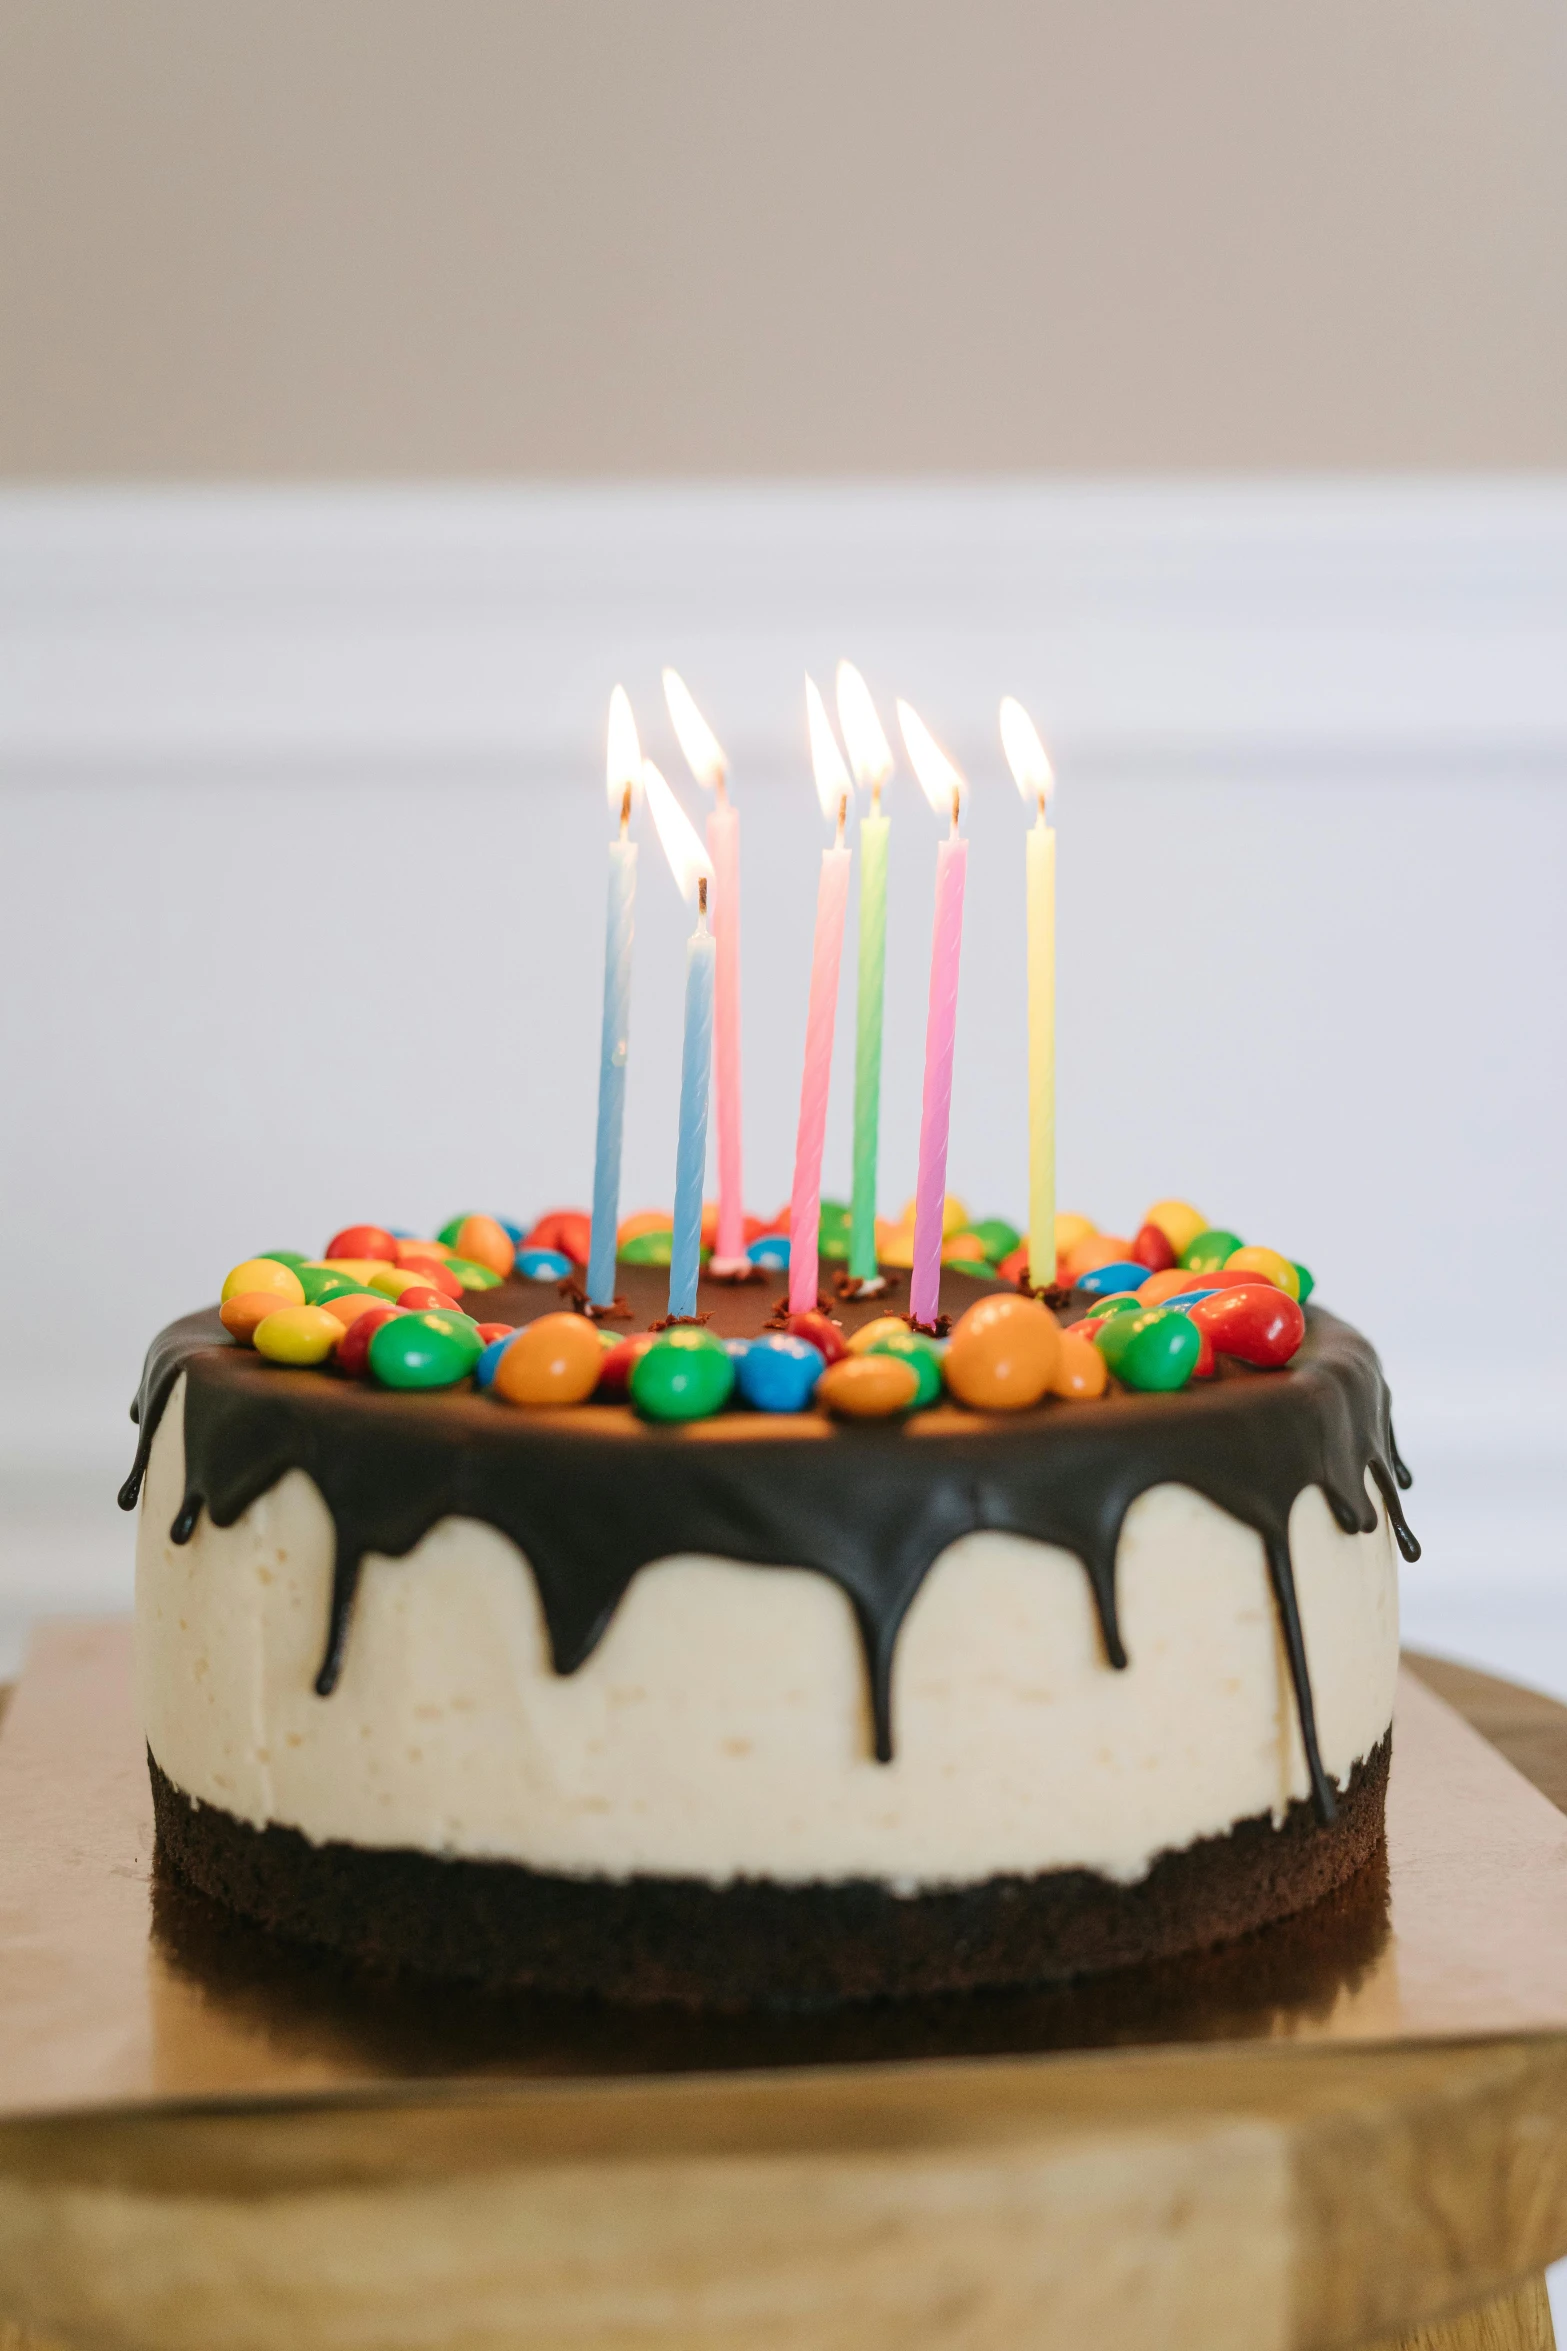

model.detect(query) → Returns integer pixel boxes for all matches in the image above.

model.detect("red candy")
[1187,1283,1305,1369]
[397,1255,462,1300]
[525,1210,591,1265]
[474,1321,518,1344]
[326,1224,398,1262]
[399,1284,470,1314]
[785,1310,848,1365]
[596,1331,657,1399]
[1190,1326,1217,1379]
[1131,1221,1177,1274]
[334,1303,401,1377]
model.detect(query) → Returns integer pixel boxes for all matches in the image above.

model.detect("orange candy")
[317,1290,389,1329]
[393,1237,454,1266]
[1049,1330,1109,1401]
[219,1291,291,1344]
[816,1354,920,1418]
[1062,1234,1134,1282]
[618,1209,673,1245]
[454,1214,516,1279]
[944,1294,1060,1410]
[490,1312,604,1407]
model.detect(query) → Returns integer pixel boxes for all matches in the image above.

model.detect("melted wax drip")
[122,1270,1414,1821]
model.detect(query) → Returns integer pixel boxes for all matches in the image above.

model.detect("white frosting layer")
[135,1376,1399,1888]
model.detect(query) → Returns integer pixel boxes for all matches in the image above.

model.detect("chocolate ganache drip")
[121,1267,1417,1822]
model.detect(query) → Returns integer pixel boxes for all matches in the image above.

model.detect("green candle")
[849,802,889,1282]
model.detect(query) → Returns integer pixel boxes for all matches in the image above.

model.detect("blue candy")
[1076,1261,1151,1299]
[1159,1287,1221,1315]
[497,1218,527,1245]
[516,1247,574,1282]
[746,1234,791,1269]
[735,1333,825,1413]
[475,1332,520,1391]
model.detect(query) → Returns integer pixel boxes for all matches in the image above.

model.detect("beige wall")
[2,0,1566,478]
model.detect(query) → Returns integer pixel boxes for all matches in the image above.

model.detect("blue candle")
[587,832,637,1306]
[587,689,643,1308]
[669,878,715,1318]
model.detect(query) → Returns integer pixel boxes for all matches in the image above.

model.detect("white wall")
[2,481,1565,1681]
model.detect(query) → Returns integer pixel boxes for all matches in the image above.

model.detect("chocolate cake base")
[149,1737,1390,2010]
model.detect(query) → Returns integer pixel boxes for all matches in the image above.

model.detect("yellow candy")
[320,1257,397,1284]
[221,1257,305,1308]
[252,1305,343,1365]
[1144,1200,1208,1257]
[875,1220,917,1269]
[817,1354,920,1418]
[899,1196,971,1239]
[944,1294,1060,1410]
[1053,1212,1098,1258]
[847,1314,912,1356]
[1223,1245,1300,1299]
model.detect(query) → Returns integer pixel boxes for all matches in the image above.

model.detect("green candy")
[259,1249,311,1273]
[368,1309,482,1390]
[1179,1227,1243,1274]
[619,1230,673,1267]
[443,1255,502,1291]
[1293,1262,1315,1303]
[818,1199,851,1237]
[944,1258,995,1280]
[968,1218,1022,1264]
[630,1327,735,1421]
[868,1331,944,1409]
[437,1217,472,1248]
[298,1266,374,1306]
[1083,1294,1141,1325]
[1094,1306,1201,1392]
[819,1227,851,1261]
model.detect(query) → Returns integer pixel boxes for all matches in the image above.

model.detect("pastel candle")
[586,687,642,1308]
[643,760,716,1321]
[1001,699,1056,1292]
[788,679,855,1313]
[836,662,895,1288]
[664,670,746,1270]
[897,702,970,1332]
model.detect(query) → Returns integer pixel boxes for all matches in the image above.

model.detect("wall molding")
[3,479,1566,783]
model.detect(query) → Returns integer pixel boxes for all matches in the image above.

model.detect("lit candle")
[836,662,894,1293]
[586,687,643,1310]
[643,760,716,1321]
[897,702,970,1332]
[1000,698,1056,1293]
[787,680,854,1315]
[664,671,748,1274]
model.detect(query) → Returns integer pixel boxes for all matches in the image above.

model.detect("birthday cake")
[126,1198,1415,2009]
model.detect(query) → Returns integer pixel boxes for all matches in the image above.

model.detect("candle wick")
[713,770,728,807]
[620,783,632,839]
[950,786,961,837]
[836,792,847,847]
[871,778,882,817]
[698,874,709,925]
[1036,788,1047,829]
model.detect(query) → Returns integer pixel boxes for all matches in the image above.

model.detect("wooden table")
[1,1641,1566,2351]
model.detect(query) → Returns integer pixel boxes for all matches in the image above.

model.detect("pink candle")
[896,700,971,1332]
[788,826,852,1313]
[910,826,968,1327]
[706,796,746,1267]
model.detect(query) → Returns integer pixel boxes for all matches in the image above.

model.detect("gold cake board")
[1,1623,1566,2350]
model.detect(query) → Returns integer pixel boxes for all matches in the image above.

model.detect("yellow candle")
[1026,811,1055,1289]
[1000,697,1056,1291]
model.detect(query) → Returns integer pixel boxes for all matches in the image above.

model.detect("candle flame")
[999,696,1053,811]
[662,669,728,793]
[643,760,715,905]
[606,684,642,821]
[836,661,893,794]
[805,675,852,826]
[896,700,968,822]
